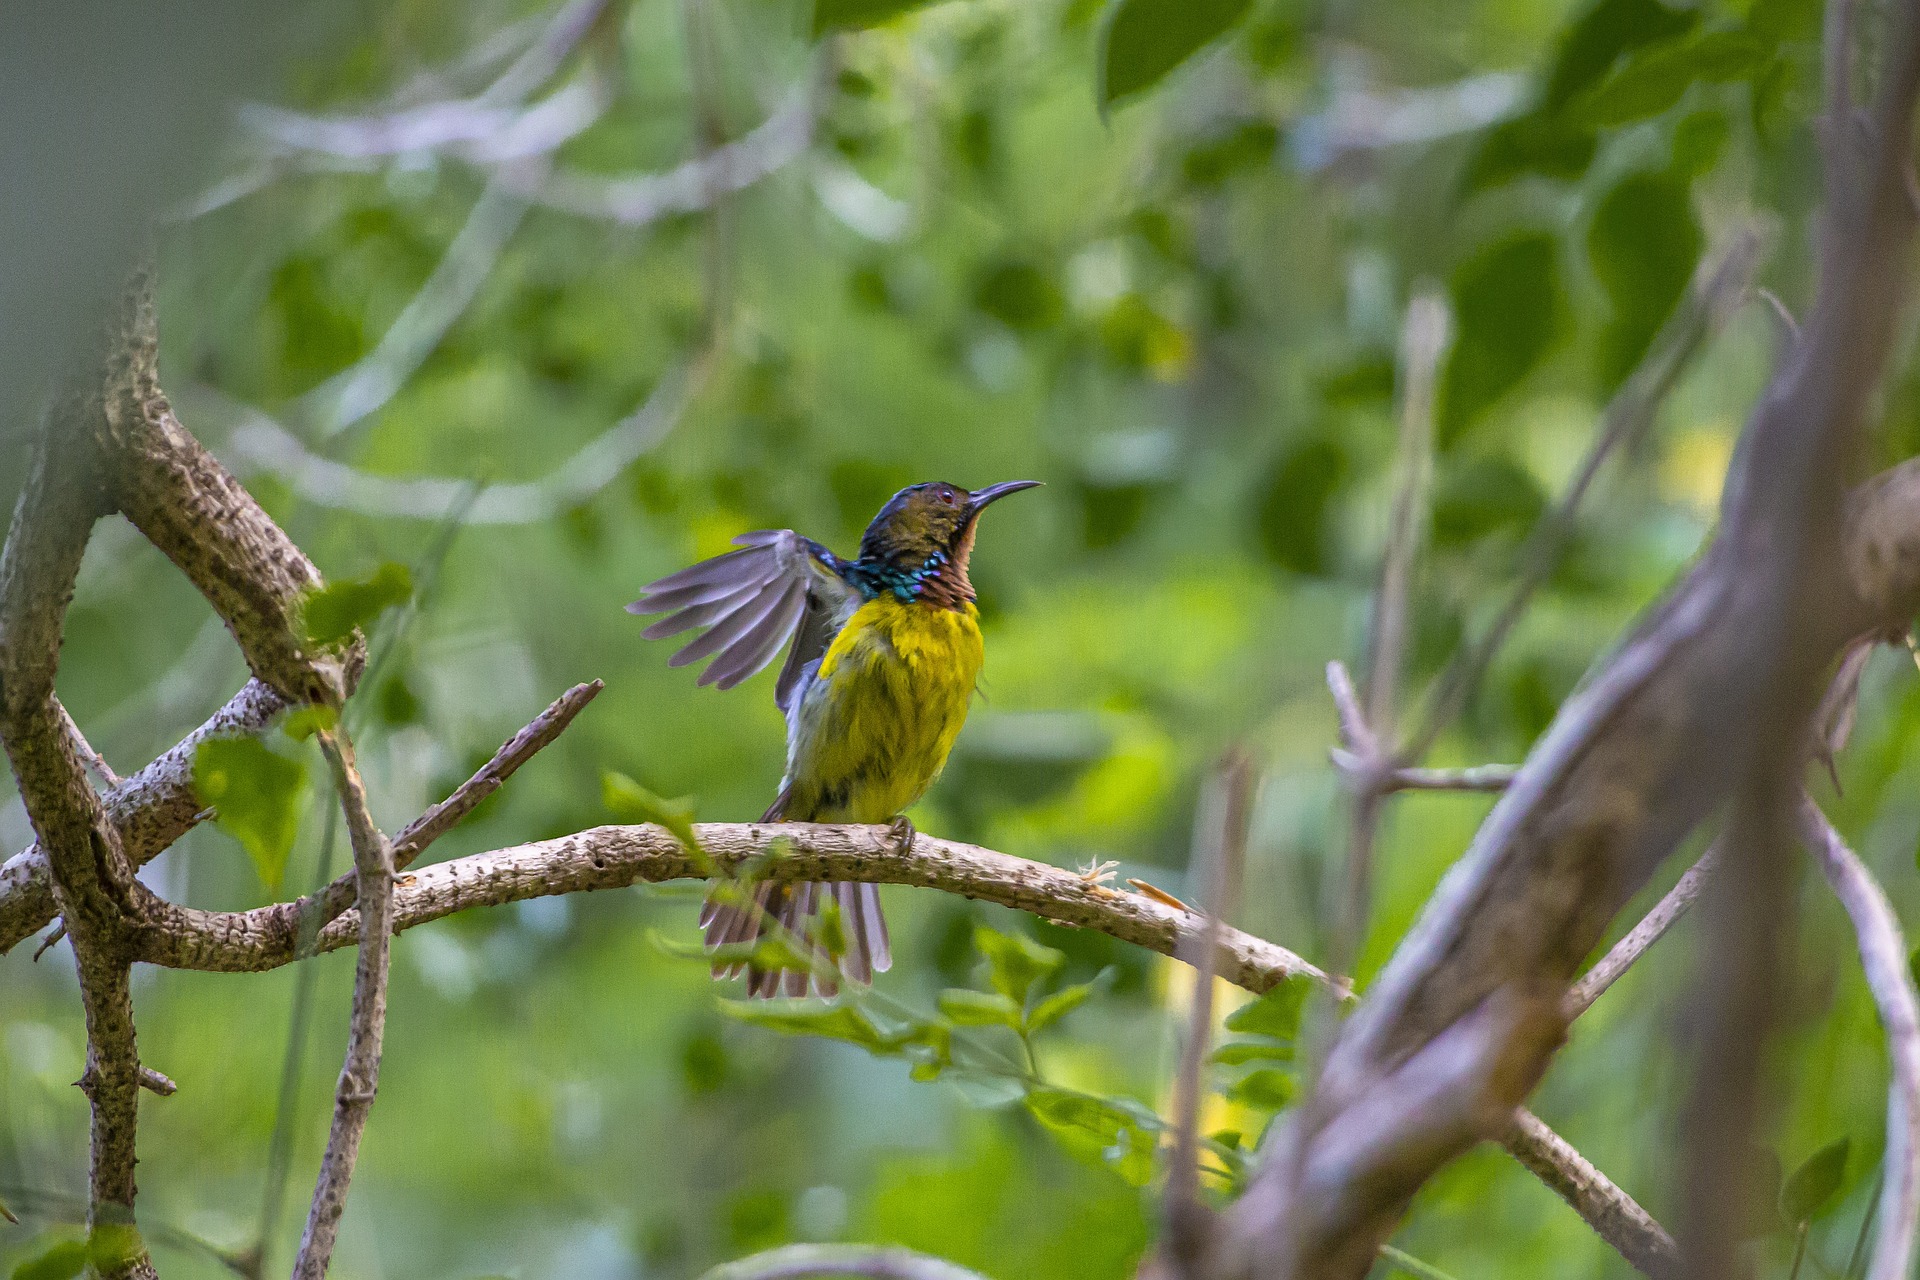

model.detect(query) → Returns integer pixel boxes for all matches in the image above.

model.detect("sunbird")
[628,480,1041,997]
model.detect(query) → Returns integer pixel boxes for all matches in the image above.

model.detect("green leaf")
[1025,1086,1161,1186]
[1096,0,1253,112]
[1026,979,1099,1033]
[602,771,706,866]
[280,704,338,741]
[10,1240,88,1280]
[299,562,413,649]
[1439,233,1566,445]
[1572,32,1768,129]
[1747,0,1821,44]
[1780,1136,1850,1224]
[1224,976,1308,1040]
[1671,109,1730,176]
[1432,456,1548,547]
[1256,435,1350,577]
[938,988,1025,1028]
[1459,113,1597,193]
[1541,0,1699,111]
[1380,1245,1466,1280]
[1224,1067,1296,1111]
[974,927,1065,1006]
[1909,946,1920,993]
[1587,167,1701,387]
[1208,1040,1294,1066]
[811,0,941,36]
[192,735,307,892]
[717,999,911,1054]
[816,897,848,960]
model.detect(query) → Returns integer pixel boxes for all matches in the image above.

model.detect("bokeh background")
[2,0,1915,1275]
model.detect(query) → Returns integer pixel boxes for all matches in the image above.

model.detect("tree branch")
[1564,845,1716,1019]
[0,290,156,1280]
[290,728,395,1280]
[0,678,291,955]
[1204,0,1920,1256]
[1404,230,1762,759]
[1798,800,1920,1280]
[220,354,705,524]
[698,1244,994,1280]
[102,267,343,707]
[134,822,1334,990]
[1504,1111,1678,1275]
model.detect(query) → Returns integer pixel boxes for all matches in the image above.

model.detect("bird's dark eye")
[937,486,958,505]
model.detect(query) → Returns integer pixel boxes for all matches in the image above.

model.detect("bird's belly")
[786,598,984,823]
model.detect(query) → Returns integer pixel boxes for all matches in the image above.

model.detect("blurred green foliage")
[0,0,1913,1275]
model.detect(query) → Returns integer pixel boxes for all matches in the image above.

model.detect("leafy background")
[1,0,1915,1275]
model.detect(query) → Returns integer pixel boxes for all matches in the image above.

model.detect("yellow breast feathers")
[785,596,985,824]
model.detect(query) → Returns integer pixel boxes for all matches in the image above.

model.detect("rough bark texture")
[0,677,288,954]
[1505,1111,1679,1276]
[0,294,156,1278]
[1200,0,1920,1265]
[291,730,396,1280]
[100,266,338,707]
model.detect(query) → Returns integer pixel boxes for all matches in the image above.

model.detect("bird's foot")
[888,815,916,856]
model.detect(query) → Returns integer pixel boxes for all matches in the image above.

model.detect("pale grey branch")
[699,1244,993,1280]
[1799,801,1920,1280]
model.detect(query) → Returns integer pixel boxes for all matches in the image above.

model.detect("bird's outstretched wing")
[627,530,854,699]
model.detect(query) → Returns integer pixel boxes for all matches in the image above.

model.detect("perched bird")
[627,480,1041,997]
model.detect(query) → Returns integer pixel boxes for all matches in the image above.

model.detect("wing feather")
[628,530,856,695]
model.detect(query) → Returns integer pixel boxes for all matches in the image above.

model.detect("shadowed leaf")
[1439,233,1565,445]
[192,735,307,893]
[1780,1136,1850,1224]
[298,562,412,649]
[1096,0,1252,112]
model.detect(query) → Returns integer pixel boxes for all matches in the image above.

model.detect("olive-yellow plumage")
[787,596,984,824]
[628,477,1040,996]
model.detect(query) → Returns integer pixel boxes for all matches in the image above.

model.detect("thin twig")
[291,729,396,1280]
[56,698,119,787]
[1403,232,1762,759]
[1164,754,1255,1275]
[312,678,604,923]
[1565,844,1719,1019]
[1798,800,1920,1280]
[1367,290,1448,741]
[499,68,820,223]
[219,351,709,523]
[236,0,610,162]
[1329,750,1516,793]
[697,1243,993,1280]
[135,821,1336,992]
[1505,1111,1679,1275]
[295,175,534,439]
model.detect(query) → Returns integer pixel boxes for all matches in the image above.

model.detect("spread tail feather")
[701,880,891,999]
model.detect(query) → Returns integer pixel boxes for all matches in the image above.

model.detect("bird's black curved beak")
[967,480,1042,512]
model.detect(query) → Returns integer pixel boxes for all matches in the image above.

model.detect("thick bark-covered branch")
[0,300,156,1279]
[0,678,289,955]
[133,822,1335,987]
[1205,0,1920,1259]
[101,268,339,706]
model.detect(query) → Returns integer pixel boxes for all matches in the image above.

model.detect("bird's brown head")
[850,480,1040,606]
